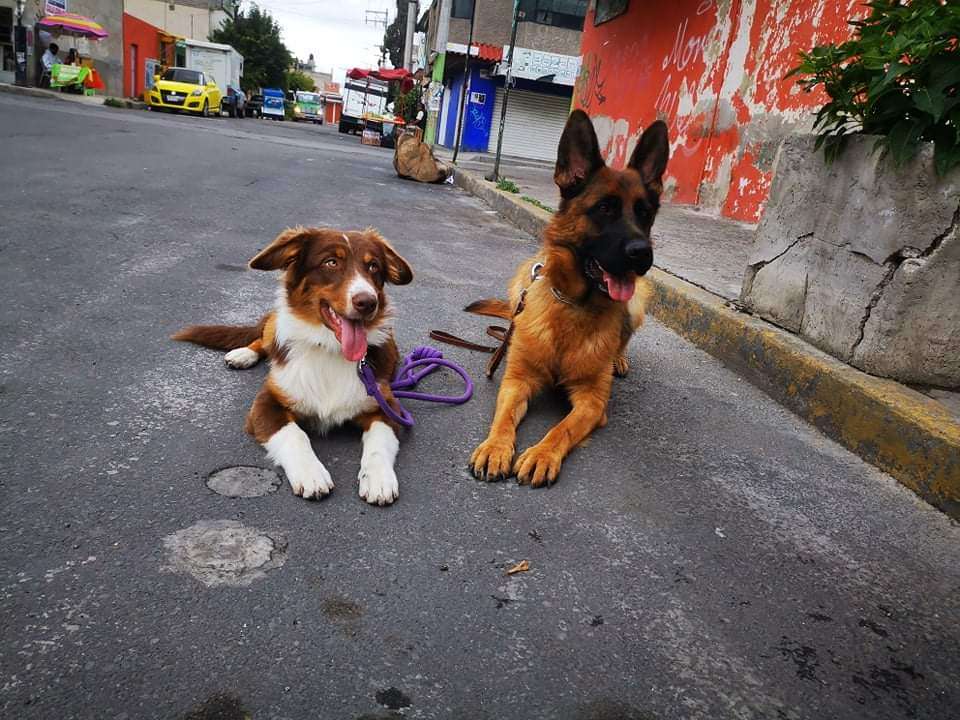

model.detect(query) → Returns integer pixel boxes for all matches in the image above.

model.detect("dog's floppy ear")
[367,229,413,285]
[554,109,605,200]
[629,120,670,191]
[249,227,311,271]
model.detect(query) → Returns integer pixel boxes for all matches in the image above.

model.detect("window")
[162,68,202,84]
[451,0,474,19]
[519,0,587,31]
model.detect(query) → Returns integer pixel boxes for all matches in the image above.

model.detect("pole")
[450,0,476,165]
[13,0,26,86]
[485,0,522,182]
[402,0,418,71]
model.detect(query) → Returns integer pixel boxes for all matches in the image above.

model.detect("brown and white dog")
[173,227,413,505]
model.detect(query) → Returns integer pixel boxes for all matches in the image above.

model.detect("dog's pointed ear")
[554,109,605,200]
[249,227,310,271]
[367,229,413,285]
[629,120,670,191]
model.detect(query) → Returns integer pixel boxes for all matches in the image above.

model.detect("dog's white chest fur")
[271,303,382,433]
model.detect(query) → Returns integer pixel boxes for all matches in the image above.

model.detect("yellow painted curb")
[453,167,960,518]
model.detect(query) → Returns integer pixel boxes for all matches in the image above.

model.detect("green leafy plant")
[496,178,520,193]
[521,195,555,214]
[788,0,960,175]
[285,70,315,93]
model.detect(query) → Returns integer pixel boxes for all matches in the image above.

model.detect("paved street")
[1,94,959,720]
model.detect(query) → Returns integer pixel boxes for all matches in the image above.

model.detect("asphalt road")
[1,94,959,720]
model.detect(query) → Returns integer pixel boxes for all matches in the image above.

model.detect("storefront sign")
[45,0,67,16]
[496,47,581,87]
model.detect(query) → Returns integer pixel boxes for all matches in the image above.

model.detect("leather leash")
[431,264,542,378]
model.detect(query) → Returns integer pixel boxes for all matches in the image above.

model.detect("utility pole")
[364,9,388,30]
[486,0,523,182]
[451,0,476,164]
[402,0,418,70]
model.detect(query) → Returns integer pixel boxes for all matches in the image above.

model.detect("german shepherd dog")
[468,110,669,486]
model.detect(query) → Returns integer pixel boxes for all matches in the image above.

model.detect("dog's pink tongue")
[339,318,368,362]
[603,271,637,302]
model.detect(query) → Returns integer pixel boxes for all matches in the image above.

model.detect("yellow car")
[147,67,222,117]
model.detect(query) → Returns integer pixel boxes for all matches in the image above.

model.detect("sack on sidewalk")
[394,128,451,184]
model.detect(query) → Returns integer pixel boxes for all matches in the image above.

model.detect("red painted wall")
[576,0,866,222]
[123,13,162,99]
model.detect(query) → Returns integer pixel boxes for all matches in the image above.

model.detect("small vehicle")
[245,93,263,118]
[262,88,285,120]
[220,86,246,118]
[293,90,323,123]
[147,67,222,117]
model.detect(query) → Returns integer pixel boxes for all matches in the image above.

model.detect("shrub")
[788,0,960,175]
[496,178,520,193]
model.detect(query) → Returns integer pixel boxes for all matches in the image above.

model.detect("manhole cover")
[162,520,287,587]
[206,466,281,498]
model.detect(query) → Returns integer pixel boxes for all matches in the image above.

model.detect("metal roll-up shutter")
[487,87,571,161]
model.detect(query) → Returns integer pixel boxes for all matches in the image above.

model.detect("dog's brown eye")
[594,197,620,216]
[367,262,380,274]
[324,258,339,268]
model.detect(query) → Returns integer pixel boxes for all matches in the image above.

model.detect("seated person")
[65,49,80,66]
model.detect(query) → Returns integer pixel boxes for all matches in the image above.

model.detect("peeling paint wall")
[575,0,865,222]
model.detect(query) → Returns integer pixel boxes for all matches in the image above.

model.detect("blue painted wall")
[441,65,496,152]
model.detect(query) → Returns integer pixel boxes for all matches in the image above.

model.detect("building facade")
[122,0,231,99]
[575,0,865,222]
[423,0,586,161]
[1,0,123,94]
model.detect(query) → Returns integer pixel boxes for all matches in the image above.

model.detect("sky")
[249,0,403,87]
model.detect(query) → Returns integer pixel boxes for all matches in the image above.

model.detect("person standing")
[40,42,59,86]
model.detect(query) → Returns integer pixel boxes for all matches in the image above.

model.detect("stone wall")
[741,134,960,387]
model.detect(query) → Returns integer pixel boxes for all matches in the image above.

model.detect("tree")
[383,1,408,69]
[286,70,315,93]
[210,5,292,91]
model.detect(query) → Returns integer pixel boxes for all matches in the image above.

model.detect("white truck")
[338,76,389,134]
[182,39,245,116]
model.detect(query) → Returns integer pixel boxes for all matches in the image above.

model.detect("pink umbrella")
[37,13,109,39]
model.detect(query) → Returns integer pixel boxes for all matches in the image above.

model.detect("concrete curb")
[0,82,146,110]
[452,166,960,519]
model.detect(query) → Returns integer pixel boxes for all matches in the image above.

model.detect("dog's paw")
[469,439,514,481]
[613,354,630,377]
[286,459,334,500]
[514,444,563,487]
[224,347,261,369]
[358,460,398,506]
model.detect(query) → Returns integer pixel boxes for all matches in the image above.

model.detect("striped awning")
[38,13,109,39]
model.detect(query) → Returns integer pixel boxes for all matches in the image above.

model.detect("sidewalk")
[0,81,144,109]
[440,149,960,519]
[435,147,755,300]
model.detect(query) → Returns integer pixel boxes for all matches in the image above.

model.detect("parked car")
[220,86,246,118]
[147,67,222,117]
[261,88,285,120]
[245,93,263,118]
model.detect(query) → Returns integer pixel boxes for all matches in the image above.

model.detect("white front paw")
[286,459,334,500]
[358,461,398,506]
[224,347,261,369]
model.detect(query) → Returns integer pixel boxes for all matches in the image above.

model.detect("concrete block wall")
[742,134,960,387]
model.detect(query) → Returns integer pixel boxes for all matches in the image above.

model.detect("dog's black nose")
[625,240,654,275]
[352,293,378,316]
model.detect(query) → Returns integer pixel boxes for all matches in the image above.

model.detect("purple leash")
[358,346,474,428]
